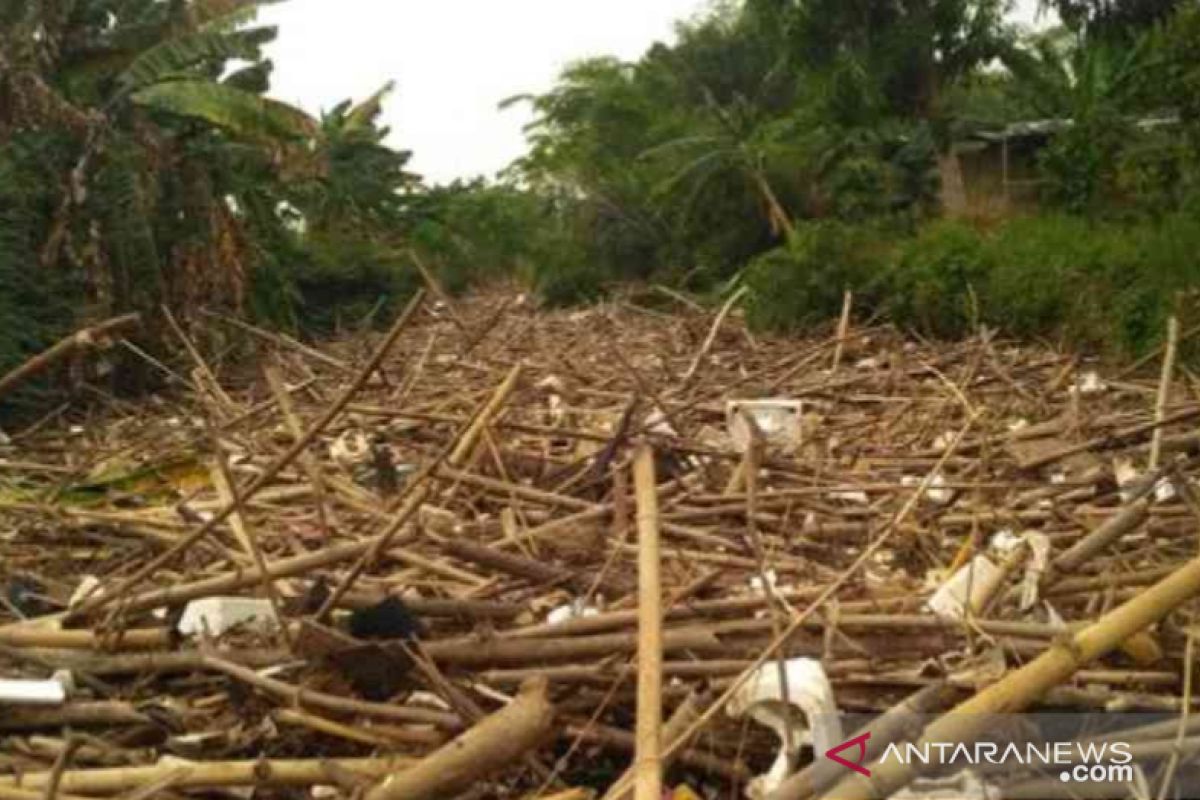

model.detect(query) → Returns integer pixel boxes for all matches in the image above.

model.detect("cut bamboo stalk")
[0,758,413,794]
[1053,498,1150,572]
[364,677,554,800]
[632,443,663,800]
[818,550,1200,800]
[1150,315,1180,470]
[264,364,333,535]
[0,313,139,402]
[831,290,853,372]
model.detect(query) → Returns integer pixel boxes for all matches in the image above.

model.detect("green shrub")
[744,221,893,332]
[889,221,992,337]
[278,235,419,338]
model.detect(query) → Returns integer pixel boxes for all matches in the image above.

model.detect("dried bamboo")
[364,678,554,800]
[632,443,663,800]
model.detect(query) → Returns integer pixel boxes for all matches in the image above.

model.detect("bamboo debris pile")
[2,289,1200,798]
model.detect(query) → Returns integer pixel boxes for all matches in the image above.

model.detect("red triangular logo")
[825,731,872,777]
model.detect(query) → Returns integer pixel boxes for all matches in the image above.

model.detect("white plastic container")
[727,657,843,799]
[727,400,803,454]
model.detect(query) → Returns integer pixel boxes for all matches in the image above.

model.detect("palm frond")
[132,80,317,140]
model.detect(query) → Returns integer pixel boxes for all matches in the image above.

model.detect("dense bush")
[743,221,894,332]
[745,213,1200,361]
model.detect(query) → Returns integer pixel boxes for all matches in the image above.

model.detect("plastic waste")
[926,555,1006,621]
[726,399,803,454]
[727,657,843,799]
[68,575,103,610]
[0,670,73,705]
[1070,371,1107,395]
[900,473,953,505]
[329,430,370,469]
[177,597,278,637]
[546,599,600,625]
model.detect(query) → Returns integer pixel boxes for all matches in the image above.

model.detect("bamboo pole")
[816,551,1200,800]
[364,677,554,800]
[0,313,139,402]
[632,443,663,800]
[1150,315,1180,470]
[0,758,412,794]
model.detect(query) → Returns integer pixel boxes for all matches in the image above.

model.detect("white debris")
[855,357,880,370]
[1018,532,1052,611]
[726,400,803,454]
[748,570,780,596]
[1070,371,1107,395]
[536,375,565,395]
[1007,418,1029,432]
[829,489,869,504]
[177,597,278,637]
[927,473,953,505]
[546,600,600,625]
[329,430,370,469]
[932,431,956,451]
[67,575,103,610]
[0,670,74,706]
[546,393,565,426]
[644,409,677,437]
[927,556,1006,621]
[727,658,843,799]
[988,529,1022,554]
[901,473,953,505]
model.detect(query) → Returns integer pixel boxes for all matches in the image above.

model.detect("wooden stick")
[264,364,333,536]
[831,290,853,372]
[0,758,412,794]
[364,678,554,800]
[682,286,747,384]
[0,314,139,402]
[1150,315,1180,471]
[632,444,663,800]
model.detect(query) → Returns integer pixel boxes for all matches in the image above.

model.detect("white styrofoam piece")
[1070,371,1107,395]
[545,601,599,625]
[0,670,72,705]
[901,473,953,505]
[645,409,677,437]
[727,658,843,799]
[726,399,803,454]
[329,430,370,469]
[68,575,103,610]
[1019,532,1052,611]
[177,597,278,637]
[926,556,1006,621]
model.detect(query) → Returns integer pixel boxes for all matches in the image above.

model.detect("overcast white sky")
[262,0,1050,184]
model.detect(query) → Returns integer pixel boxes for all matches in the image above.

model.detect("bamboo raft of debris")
[2,287,1200,799]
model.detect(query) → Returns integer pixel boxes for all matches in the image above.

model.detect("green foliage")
[744,214,1200,362]
[889,222,992,337]
[280,236,417,337]
[132,81,317,140]
[744,221,893,332]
